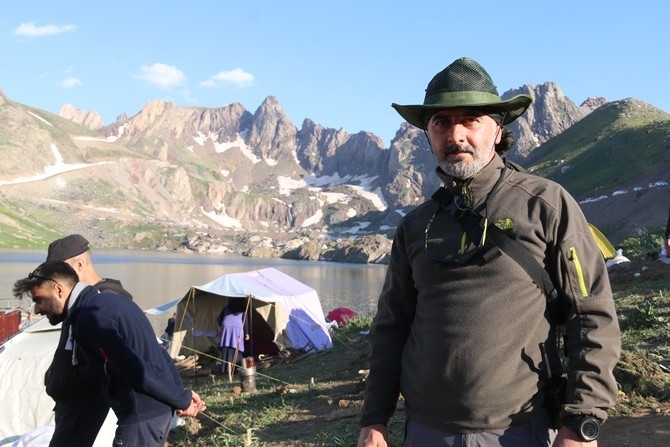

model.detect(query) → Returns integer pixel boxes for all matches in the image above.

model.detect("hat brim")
[392,93,532,129]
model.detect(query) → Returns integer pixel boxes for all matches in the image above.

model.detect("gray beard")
[439,158,486,180]
[438,144,493,180]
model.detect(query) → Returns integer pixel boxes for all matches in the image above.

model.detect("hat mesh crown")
[391,57,532,128]
[425,57,498,98]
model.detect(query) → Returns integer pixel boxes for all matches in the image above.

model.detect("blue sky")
[2,1,668,147]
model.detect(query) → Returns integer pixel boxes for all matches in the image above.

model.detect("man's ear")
[54,281,66,300]
[70,258,84,271]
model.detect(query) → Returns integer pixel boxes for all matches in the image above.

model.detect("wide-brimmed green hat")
[392,57,532,129]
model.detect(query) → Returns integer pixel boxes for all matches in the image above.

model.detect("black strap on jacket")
[433,160,574,426]
[431,171,569,325]
[460,209,568,324]
[432,183,569,427]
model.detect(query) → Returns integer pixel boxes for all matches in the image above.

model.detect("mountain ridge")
[0,84,668,261]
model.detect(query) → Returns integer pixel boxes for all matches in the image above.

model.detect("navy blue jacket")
[44,279,132,411]
[69,284,192,424]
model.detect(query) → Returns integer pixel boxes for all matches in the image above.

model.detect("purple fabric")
[218,308,245,352]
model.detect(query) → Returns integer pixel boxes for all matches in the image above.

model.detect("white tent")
[172,267,333,359]
[0,317,59,441]
[0,318,116,446]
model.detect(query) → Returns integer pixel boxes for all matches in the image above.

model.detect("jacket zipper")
[570,247,589,297]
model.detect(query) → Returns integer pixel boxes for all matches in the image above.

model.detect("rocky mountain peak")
[59,103,105,130]
[504,82,583,161]
[247,96,297,161]
[114,100,253,151]
[141,99,170,117]
[581,96,608,110]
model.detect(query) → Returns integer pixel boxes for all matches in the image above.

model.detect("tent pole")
[247,294,254,358]
[192,287,198,387]
[227,298,236,382]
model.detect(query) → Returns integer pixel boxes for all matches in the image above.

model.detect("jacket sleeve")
[360,224,417,427]
[45,335,105,401]
[553,194,621,422]
[78,311,192,411]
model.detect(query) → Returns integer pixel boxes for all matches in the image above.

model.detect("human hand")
[176,391,206,418]
[357,424,388,447]
[552,426,597,446]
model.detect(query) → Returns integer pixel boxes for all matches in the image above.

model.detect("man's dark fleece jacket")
[360,155,621,432]
[69,284,192,423]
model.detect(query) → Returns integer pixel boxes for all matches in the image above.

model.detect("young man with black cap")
[47,234,133,299]
[358,58,620,446]
[42,234,133,446]
[13,262,205,447]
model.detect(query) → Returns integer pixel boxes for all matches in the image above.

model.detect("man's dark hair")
[226,297,247,314]
[13,261,79,298]
[495,127,515,155]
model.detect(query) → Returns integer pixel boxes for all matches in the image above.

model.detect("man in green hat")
[358,58,620,446]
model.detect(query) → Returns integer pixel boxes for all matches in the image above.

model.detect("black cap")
[46,234,90,261]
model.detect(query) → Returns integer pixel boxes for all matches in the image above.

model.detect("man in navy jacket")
[43,234,134,446]
[14,261,205,447]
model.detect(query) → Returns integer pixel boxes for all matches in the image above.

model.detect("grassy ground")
[168,316,384,447]
[167,258,670,447]
[607,258,670,416]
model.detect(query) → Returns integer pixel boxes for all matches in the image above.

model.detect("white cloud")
[14,22,76,37]
[62,77,82,88]
[135,63,186,88]
[201,68,254,88]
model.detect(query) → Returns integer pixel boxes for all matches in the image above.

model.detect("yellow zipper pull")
[570,247,589,297]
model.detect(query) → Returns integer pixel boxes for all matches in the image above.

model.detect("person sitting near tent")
[162,312,176,349]
[13,261,205,447]
[216,298,250,375]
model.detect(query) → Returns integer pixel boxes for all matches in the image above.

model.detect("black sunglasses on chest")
[424,189,502,267]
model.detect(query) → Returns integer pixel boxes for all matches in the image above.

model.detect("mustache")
[442,144,475,156]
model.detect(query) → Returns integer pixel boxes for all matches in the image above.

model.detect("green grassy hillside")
[526,99,670,198]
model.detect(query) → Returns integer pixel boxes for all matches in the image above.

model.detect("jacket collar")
[435,154,506,210]
[66,282,97,321]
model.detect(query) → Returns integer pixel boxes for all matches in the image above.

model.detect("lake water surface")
[1,249,387,332]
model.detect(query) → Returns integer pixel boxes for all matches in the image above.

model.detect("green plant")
[627,300,666,329]
[618,228,665,259]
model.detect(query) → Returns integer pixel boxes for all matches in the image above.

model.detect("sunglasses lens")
[28,272,56,283]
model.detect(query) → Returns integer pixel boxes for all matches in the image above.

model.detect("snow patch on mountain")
[0,143,112,186]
